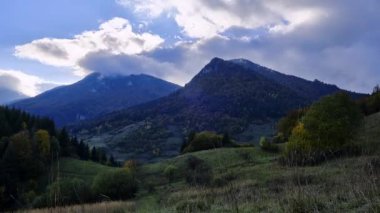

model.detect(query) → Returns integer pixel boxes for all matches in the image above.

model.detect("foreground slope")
[31,112,380,212]
[74,58,363,161]
[13,73,180,126]
[134,111,380,212]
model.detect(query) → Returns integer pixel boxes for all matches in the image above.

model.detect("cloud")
[14,17,164,76]
[79,51,191,85]
[0,70,59,97]
[118,0,327,38]
[112,0,380,92]
[11,1,380,94]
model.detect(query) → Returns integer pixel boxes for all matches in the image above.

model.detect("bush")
[123,160,139,171]
[163,165,178,182]
[22,190,37,206]
[359,85,380,115]
[185,156,213,186]
[40,178,93,207]
[259,137,279,153]
[284,93,363,165]
[277,109,308,142]
[272,133,285,144]
[182,131,223,153]
[92,169,137,200]
[144,182,156,193]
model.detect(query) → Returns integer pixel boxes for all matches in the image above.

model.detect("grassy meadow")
[21,112,380,212]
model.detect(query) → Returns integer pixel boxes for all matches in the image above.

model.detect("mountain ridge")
[13,73,181,126]
[73,57,365,161]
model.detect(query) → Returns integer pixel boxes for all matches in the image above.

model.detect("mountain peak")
[83,72,163,82]
[201,57,262,75]
[229,58,252,64]
[210,57,225,64]
[13,73,180,126]
[198,57,227,75]
[229,58,268,71]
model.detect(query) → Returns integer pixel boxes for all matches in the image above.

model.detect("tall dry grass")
[18,201,135,213]
[154,156,380,212]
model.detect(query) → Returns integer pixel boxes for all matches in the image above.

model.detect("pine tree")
[90,147,98,162]
[109,154,117,167]
[58,128,70,156]
[99,150,107,164]
[83,144,90,160]
[222,132,230,146]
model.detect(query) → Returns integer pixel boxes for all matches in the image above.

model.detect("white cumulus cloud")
[0,69,60,97]
[118,0,326,38]
[14,17,164,76]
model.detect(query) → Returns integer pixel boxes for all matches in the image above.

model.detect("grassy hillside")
[57,158,117,182]
[352,111,380,154]
[29,112,380,212]
[135,148,380,211]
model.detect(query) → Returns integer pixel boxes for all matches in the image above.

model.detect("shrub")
[123,160,139,171]
[277,108,308,142]
[182,131,223,153]
[259,137,279,153]
[359,85,380,115]
[163,165,178,182]
[92,169,137,200]
[185,156,213,186]
[272,133,285,144]
[284,93,363,165]
[43,178,93,206]
[22,190,37,206]
[145,182,156,193]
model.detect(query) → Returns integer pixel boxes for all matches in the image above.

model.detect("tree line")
[272,86,380,166]
[0,106,117,210]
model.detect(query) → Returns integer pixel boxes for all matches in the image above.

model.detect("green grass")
[352,112,380,154]
[57,158,117,182]
[21,201,136,213]
[141,147,277,175]
[36,112,380,212]
[131,112,380,212]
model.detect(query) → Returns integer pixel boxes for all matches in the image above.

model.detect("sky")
[0,0,379,97]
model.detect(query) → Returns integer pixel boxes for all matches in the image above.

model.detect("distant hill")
[0,88,27,105]
[12,73,180,126]
[73,58,364,162]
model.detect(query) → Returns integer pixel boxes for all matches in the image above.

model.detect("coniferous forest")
[0,107,118,210]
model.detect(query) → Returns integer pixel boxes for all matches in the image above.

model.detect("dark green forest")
[0,107,118,210]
